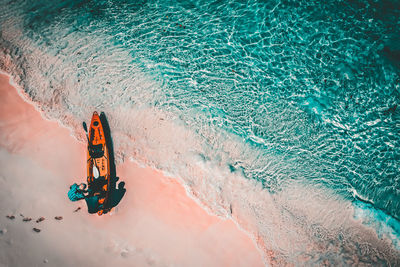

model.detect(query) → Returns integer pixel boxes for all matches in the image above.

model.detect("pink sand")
[0,73,264,266]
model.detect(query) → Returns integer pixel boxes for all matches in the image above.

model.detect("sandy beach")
[0,73,264,266]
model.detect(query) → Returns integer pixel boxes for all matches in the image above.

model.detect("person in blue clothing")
[68,183,87,201]
[68,182,102,213]
[68,177,126,214]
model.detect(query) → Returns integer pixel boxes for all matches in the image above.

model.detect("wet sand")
[0,73,264,266]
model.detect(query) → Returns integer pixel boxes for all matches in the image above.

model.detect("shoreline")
[0,72,265,266]
[2,69,400,265]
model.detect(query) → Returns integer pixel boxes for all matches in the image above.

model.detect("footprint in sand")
[120,249,130,258]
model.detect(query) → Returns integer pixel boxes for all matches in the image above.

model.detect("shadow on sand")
[99,112,126,211]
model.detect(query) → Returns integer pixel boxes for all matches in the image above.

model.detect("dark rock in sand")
[6,215,15,220]
[54,216,63,220]
[36,217,45,223]
[23,217,32,222]
[33,228,41,233]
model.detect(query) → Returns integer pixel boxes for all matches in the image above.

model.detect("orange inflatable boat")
[87,111,111,215]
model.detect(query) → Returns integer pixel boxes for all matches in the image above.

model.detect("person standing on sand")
[68,183,88,201]
[68,177,126,214]
[68,180,108,214]
[68,182,102,213]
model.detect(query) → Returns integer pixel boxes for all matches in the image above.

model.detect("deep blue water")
[1,0,399,264]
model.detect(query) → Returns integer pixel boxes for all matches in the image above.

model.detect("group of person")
[68,176,126,214]
[68,182,104,213]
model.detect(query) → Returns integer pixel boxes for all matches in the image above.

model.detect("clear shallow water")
[1,0,400,265]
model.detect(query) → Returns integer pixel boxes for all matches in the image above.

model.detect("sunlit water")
[1,0,399,265]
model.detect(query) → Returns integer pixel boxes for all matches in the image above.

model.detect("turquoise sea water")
[1,0,399,264]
